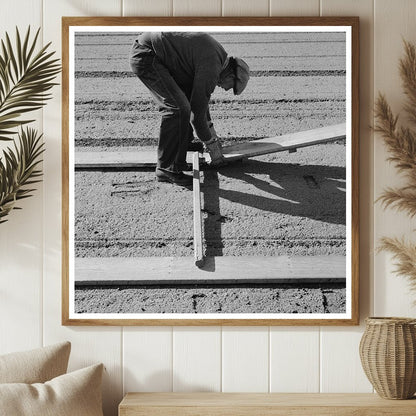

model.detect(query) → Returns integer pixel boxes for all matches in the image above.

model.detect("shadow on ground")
[202,159,345,256]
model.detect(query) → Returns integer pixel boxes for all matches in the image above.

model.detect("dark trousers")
[130,51,192,172]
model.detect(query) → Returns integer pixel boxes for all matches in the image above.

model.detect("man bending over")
[130,32,250,186]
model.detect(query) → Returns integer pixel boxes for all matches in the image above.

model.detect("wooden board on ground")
[221,122,346,162]
[75,150,195,168]
[192,152,204,266]
[74,256,346,286]
[74,123,346,169]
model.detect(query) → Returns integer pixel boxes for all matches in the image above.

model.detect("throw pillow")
[0,341,71,384]
[0,363,104,416]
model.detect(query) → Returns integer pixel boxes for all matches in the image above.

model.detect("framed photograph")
[62,17,359,325]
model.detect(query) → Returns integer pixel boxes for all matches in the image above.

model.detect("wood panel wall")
[1,1,416,415]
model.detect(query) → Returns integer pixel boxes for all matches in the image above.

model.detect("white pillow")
[0,363,104,416]
[0,342,71,383]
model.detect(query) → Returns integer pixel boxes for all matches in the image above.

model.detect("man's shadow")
[201,159,346,257]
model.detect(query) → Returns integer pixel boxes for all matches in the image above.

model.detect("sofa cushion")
[0,363,104,416]
[0,341,71,384]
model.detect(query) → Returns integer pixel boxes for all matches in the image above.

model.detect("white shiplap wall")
[1,1,416,415]
[0,0,44,356]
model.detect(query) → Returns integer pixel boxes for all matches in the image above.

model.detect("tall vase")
[359,317,416,399]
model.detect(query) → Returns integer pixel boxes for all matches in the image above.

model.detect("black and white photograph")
[63,18,359,324]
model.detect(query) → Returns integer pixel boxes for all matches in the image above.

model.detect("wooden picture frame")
[62,16,359,325]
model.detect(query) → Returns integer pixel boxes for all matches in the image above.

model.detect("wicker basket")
[359,317,416,399]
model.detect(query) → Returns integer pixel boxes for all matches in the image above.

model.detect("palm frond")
[0,127,44,223]
[0,27,61,141]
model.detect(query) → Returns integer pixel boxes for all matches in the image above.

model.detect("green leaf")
[15,27,23,74]
[0,127,46,221]
[0,27,60,139]
[0,27,59,222]
[25,28,40,67]
[5,32,18,82]
[21,27,30,70]
[1,120,33,129]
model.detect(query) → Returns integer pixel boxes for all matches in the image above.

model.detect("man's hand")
[205,137,226,166]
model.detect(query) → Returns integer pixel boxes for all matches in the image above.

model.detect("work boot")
[205,138,226,166]
[175,162,192,171]
[155,168,193,186]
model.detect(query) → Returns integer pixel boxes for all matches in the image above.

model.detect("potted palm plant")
[0,27,60,223]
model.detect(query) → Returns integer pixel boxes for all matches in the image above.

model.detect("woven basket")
[359,317,416,399]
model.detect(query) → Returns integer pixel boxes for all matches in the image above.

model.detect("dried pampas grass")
[378,237,416,294]
[376,40,416,297]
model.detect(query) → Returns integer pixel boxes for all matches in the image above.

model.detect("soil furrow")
[73,31,348,315]
[75,69,346,78]
[75,97,346,108]
[74,284,346,314]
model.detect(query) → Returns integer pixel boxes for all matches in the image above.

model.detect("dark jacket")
[131,32,228,141]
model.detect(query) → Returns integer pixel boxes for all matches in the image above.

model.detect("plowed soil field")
[74,31,347,314]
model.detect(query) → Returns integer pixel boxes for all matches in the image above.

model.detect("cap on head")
[232,57,250,95]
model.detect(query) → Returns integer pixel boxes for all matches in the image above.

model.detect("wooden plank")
[221,123,346,162]
[222,0,269,16]
[222,328,269,392]
[270,0,320,16]
[270,327,320,392]
[74,255,346,285]
[173,0,222,16]
[123,0,172,16]
[75,150,156,168]
[193,152,204,266]
[119,392,416,416]
[173,328,221,392]
[123,327,173,393]
[75,150,194,168]
[75,124,345,168]
[320,328,373,393]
